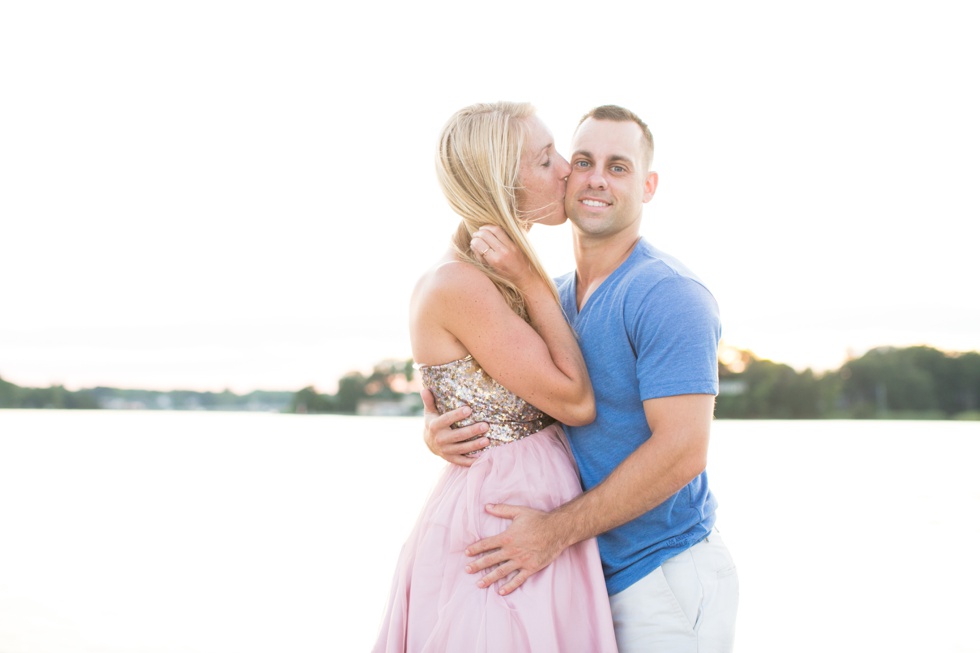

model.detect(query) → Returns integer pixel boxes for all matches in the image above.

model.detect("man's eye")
[574,160,590,168]
[611,165,625,173]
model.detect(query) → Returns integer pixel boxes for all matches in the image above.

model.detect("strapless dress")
[371,356,618,652]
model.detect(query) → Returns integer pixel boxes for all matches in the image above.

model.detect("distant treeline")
[717,345,980,420]
[294,345,980,420]
[290,359,418,415]
[0,378,293,412]
[3,346,979,420]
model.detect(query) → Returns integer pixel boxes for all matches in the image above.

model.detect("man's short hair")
[578,105,654,169]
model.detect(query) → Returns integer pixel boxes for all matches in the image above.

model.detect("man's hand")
[464,504,567,595]
[421,388,489,467]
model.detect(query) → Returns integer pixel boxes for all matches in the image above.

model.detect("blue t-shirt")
[556,238,721,595]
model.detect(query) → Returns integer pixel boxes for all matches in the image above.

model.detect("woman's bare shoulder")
[409,258,501,364]
[414,258,496,306]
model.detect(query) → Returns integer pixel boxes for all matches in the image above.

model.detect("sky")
[2,1,978,394]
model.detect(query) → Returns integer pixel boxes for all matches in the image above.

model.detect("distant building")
[100,398,149,410]
[719,379,747,396]
[356,394,421,417]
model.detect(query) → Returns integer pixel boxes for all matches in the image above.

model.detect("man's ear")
[643,171,659,203]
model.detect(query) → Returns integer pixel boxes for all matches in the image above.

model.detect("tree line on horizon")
[295,345,980,420]
[715,345,980,420]
[2,345,979,420]
[0,377,294,412]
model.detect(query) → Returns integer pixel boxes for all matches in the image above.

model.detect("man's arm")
[421,387,490,467]
[464,393,714,594]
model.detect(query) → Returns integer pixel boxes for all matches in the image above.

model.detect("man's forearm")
[548,430,708,549]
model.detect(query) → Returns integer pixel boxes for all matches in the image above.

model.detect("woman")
[372,102,617,652]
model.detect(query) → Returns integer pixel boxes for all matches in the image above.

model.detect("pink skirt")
[372,423,618,652]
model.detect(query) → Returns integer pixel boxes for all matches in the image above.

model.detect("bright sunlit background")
[2,1,978,394]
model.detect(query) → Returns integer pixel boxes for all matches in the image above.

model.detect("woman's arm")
[425,258,593,427]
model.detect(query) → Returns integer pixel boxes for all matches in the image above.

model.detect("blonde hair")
[436,102,560,321]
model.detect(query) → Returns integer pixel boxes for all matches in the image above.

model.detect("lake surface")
[1,411,978,652]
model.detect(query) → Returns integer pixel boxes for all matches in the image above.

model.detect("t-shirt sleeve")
[628,274,721,400]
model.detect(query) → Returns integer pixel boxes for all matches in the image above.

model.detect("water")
[0,411,977,652]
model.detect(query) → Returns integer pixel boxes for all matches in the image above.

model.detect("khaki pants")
[609,530,739,653]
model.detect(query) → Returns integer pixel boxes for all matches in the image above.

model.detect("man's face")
[564,118,657,239]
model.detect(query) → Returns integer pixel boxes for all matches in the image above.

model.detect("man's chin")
[568,213,605,231]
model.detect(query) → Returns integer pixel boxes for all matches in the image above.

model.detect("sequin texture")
[418,355,555,456]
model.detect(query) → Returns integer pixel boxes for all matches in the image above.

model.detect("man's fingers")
[476,562,518,589]
[430,404,477,432]
[420,387,437,413]
[442,436,490,455]
[496,571,528,596]
[464,535,503,559]
[462,504,554,595]
[465,548,505,574]
[437,422,488,446]
[484,503,521,520]
[421,393,490,465]
[469,554,532,594]
[440,432,489,456]
[444,454,476,468]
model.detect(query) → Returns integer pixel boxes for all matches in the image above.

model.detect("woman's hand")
[470,225,535,290]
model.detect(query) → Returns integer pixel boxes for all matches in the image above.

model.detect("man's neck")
[571,226,642,310]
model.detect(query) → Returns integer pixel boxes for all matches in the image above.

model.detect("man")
[423,105,738,652]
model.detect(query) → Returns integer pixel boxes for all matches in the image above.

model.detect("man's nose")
[588,170,607,189]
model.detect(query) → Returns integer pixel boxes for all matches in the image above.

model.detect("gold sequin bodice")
[419,355,555,454]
